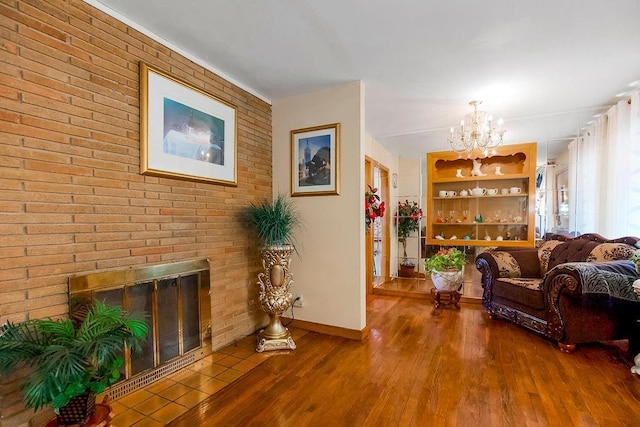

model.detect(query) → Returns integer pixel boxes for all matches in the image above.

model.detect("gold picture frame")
[139,62,238,186]
[290,123,340,196]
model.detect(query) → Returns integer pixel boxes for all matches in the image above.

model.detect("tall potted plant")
[395,200,423,277]
[247,193,302,352]
[0,300,148,425]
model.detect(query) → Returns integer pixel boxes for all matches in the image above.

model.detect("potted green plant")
[395,200,423,277]
[247,193,301,248]
[247,193,302,352]
[0,299,148,425]
[425,247,466,291]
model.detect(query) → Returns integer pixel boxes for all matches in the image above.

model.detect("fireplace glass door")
[69,259,211,383]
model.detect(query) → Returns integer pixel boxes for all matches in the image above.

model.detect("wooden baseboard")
[283,317,367,341]
[372,287,431,299]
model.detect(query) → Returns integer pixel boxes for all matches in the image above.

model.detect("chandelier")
[448,100,506,155]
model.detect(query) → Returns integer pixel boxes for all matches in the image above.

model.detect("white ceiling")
[92,0,640,158]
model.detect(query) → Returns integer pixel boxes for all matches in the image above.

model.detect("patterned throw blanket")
[558,261,640,302]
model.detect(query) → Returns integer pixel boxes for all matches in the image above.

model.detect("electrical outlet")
[293,294,304,307]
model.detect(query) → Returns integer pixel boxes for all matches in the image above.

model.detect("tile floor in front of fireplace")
[107,327,308,427]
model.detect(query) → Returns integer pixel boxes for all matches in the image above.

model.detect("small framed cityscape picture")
[290,123,340,196]
[139,62,237,186]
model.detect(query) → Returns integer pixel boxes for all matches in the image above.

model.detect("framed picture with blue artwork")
[139,62,237,186]
[290,123,340,196]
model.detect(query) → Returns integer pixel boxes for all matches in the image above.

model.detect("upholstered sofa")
[476,233,640,352]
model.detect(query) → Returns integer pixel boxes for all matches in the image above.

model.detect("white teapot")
[459,189,469,197]
[469,186,487,196]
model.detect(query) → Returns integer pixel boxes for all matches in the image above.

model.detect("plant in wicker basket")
[0,300,148,424]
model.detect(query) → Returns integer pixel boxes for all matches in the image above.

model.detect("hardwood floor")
[169,296,640,426]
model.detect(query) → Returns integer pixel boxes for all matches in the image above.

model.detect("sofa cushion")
[493,278,545,309]
[491,251,522,278]
[586,243,636,263]
[548,239,601,271]
[539,240,564,275]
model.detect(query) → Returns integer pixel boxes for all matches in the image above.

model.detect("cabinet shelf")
[426,143,537,247]
[431,173,531,183]
[432,239,530,247]
[433,222,526,226]
[434,194,527,200]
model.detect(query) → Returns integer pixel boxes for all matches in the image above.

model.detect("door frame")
[365,156,390,294]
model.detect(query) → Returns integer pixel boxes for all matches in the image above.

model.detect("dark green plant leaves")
[0,300,149,412]
[247,193,301,247]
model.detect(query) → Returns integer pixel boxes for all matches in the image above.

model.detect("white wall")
[272,81,365,331]
[365,133,397,170]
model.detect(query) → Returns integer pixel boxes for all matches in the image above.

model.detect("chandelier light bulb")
[447,100,506,155]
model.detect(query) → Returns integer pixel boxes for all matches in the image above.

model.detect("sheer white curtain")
[570,115,607,234]
[578,89,640,237]
[628,90,640,237]
[602,94,636,236]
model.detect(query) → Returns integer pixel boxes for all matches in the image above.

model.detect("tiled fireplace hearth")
[69,259,213,401]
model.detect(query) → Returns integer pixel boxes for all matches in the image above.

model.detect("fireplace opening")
[69,259,212,400]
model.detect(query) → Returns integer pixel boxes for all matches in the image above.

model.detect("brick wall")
[0,1,271,425]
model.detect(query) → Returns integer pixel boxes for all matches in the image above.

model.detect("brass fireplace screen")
[69,259,212,398]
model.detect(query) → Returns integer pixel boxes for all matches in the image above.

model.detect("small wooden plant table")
[430,284,463,309]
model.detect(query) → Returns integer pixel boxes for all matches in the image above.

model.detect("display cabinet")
[426,142,537,247]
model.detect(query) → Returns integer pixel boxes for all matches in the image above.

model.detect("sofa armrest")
[545,260,639,341]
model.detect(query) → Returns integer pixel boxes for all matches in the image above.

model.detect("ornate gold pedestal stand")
[256,245,296,352]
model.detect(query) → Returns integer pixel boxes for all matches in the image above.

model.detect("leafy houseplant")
[247,194,302,352]
[395,200,423,267]
[0,300,148,422]
[247,193,301,247]
[425,247,466,272]
[425,247,466,291]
